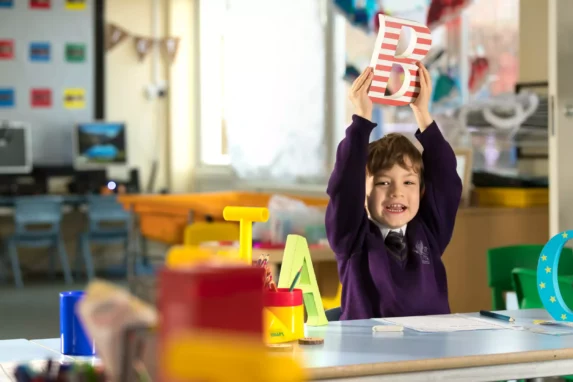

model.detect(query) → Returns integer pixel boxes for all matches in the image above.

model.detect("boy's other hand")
[349,67,374,121]
[410,62,433,131]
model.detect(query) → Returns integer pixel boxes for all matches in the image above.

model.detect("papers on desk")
[376,314,509,332]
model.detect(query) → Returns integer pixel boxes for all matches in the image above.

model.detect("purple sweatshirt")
[325,115,462,320]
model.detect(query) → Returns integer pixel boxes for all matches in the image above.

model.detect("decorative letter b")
[368,14,432,106]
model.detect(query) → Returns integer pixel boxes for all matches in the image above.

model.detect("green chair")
[512,268,573,381]
[512,268,573,310]
[487,245,573,310]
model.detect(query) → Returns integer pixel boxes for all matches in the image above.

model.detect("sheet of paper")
[376,314,509,332]
[0,364,14,382]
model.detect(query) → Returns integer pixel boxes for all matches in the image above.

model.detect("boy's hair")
[366,133,424,190]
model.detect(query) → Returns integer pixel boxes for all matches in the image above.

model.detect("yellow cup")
[263,288,304,344]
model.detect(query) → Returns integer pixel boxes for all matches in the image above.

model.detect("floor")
[0,277,127,340]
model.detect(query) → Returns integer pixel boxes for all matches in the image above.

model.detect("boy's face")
[365,157,421,229]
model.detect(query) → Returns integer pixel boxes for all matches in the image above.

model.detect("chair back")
[183,222,240,246]
[86,194,130,233]
[325,307,342,322]
[487,244,573,310]
[512,267,573,309]
[13,195,64,235]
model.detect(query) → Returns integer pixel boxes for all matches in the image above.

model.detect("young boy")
[326,63,462,320]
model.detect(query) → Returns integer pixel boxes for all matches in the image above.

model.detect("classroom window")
[467,0,519,96]
[199,0,230,166]
[199,0,338,184]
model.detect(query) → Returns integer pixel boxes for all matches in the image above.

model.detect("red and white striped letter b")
[368,14,432,106]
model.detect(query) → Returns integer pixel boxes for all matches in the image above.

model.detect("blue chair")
[5,196,73,288]
[75,195,131,280]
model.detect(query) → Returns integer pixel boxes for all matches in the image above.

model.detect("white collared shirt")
[369,217,407,240]
[380,225,407,240]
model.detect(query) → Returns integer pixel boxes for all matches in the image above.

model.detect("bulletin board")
[0,0,104,166]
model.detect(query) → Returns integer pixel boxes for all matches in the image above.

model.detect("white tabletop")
[3,309,573,381]
[304,309,573,381]
[0,339,71,381]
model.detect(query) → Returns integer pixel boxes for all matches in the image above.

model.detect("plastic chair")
[75,195,131,280]
[322,282,342,311]
[4,196,73,288]
[325,307,342,322]
[183,222,240,246]
[512,268,573,310]
[512,268,573,382]
[487,245,573,310]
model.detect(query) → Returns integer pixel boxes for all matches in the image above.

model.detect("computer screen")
[0,121,32,174]
[74,122,127,168]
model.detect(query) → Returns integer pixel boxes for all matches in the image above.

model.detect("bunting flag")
[134,36,153,62]
[106,24,129,52]
[164,37,180,63]
[105,22,181,64]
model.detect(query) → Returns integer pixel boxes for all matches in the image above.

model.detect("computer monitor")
[0,121,32,174]
[73,122,127,168]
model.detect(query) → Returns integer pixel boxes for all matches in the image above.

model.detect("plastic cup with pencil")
[256,254,305,344]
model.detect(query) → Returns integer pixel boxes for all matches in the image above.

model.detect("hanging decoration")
[426,0,473,31]
[468,54,490,93]
[163,37,180,63]
[134,36,153,62]
[343,63,361,83]
[105,22,181,64]
[333,0,379,33]
[106,24,129,52]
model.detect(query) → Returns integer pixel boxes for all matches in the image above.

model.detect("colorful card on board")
[65,43,86,62]
[0,88,15,108]
[30,42,50,62]
[64,88,85,109]
[31,88,52,108]
[65,0,85,10]
[30,0,50,9]
[0,40,14,60]
[0,0,14,8]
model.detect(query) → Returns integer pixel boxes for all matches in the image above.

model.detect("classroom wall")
[519,0,548,83]
[166,0,197,193]
[107,0,548,194]
[105,0,169,192]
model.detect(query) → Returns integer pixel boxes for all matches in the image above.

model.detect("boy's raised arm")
[415,122,462,252]
[410,62,462,253]
[326,67,375,257]
[326,115,376,256]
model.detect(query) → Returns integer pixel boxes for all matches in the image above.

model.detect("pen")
[479,310,515,322]
[289,266,303,292]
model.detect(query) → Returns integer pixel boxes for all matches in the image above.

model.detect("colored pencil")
[289,266,303,292]
[479,310,515,322]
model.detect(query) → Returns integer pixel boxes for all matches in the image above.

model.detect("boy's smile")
[365,157,421,229]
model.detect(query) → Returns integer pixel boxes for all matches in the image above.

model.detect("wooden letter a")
[278,235,328,326]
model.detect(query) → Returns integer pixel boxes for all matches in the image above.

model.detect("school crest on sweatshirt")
[413,241,430,264]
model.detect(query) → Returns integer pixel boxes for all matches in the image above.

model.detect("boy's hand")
[410,62,433,131]
[349,67,374,121]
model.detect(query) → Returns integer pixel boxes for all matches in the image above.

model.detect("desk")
[2,309,573,381]
[305,309,573,381]
[0,339,71,381]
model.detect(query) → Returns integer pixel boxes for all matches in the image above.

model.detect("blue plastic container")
[59,290,96,356]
